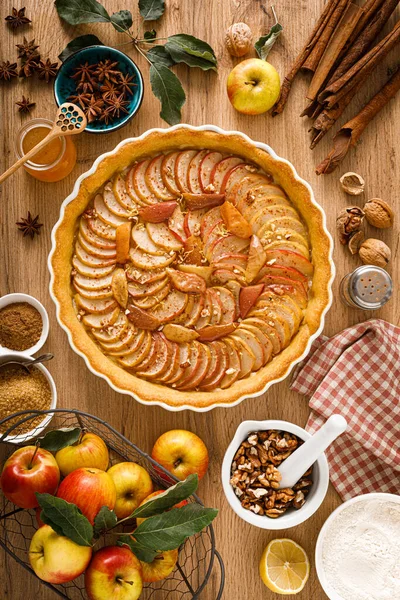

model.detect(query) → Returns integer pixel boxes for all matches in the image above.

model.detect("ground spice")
[0,302,42,351]
[0,365,51,435]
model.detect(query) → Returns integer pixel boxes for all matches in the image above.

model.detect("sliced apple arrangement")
[0,427,215,600]
[72,148,313,392]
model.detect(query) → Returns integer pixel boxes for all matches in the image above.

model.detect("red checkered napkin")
[290,319,400,501]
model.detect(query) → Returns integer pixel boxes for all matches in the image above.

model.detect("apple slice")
[74,272,113,290]
[131,159,158,205]
[199,152,224,191]
[101,326,138,354]
[107,329,149,357]
[119,331,153,368]
[139,201,178,223]
[211,268,246,286]
[115,222,132,264]
[264,282,308,309]
[195,292,212,329]
[182,292,205,328]
[210,156,243,188]
[162,342,190,384]
[80,218,116,250]
[258,215,308,237]
[129,247,175,270]
[146,222,183,252]
[111,268,128,308]
[264,239,310,259]
[219,339,241,388]
[78,232,117,260]
[131,225,165,256]
[226,173,273,205]
[146,155,176,201]
[92,313,129,343]
[94,194,127,228]
[75,242,116,268]
[125,265,165,284]
[222,164,259,194]
[82,306,120,329]
[182,236,205,267]
[160,152,180,195]
[207,288,222,324]
[174,150,198,192]
[198,342,219,383]
[239,284,264,318]
[260,275,308,301]
[200,206,222,239]
[241,323,273,364]
[87,217,116,241]
[210,235,250,262]
[212,287,237,322]
[182,192,225,211]
[244,317,281,354]
[188,150,208,193]
[151,290,189,323]
[72,257,115,278]
[228,335,255,378]
[128,276,168,299]
[166,268,206,294]
[256,300,297,337]
[156,339,180,383]
[178,343,211,390]
[257,265,308,286]
[260,288,304,325]
[264,249,314,277]
[178,264,213,283]
[136,333,171,379]
[220,201,252,238]
[173,294,195,325]
[168,205,187,242]
[231,327,265,370]
[247,308,290,349]
[172,342,201,386]
[183,209,208,238]
[163,323,199,343]
[240,194,291,220]
[75,294,117,315]
[113,173,138,212]
[74,282,113,300]
[197,322,237,341]
[199,340,228,390]
[249,205,301,234]
[225,280,241,315]
[245,235,267,283]
[133,283,171,310]
[126,305,160,330]
[103,184,133,219]
[214,253,248,268]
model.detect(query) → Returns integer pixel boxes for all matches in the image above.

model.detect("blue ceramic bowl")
[54,45,144,134]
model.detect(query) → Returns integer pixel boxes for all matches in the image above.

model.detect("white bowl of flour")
[316,493,400,600]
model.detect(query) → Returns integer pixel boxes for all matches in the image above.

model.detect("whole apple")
[29,524,92,584]
[136,490,188,526]
[85,546,143,600]
[1,446,60,509]
[57,467,116,524]
[151,430,209,481]
[107,462,153,519]
[141,549,178,582]
[227,58,280,114]
[55,432,109,477]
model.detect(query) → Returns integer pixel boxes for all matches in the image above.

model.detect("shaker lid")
[349,265,392,310]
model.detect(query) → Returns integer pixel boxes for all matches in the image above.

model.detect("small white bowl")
[221,419,329,530]
[0,293,49,356]
[315,492,400,600]
[0,353,57,444]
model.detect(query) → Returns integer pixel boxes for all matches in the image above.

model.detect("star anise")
[71,62,96,93]
[16,37,39,60]
[100,80,119,101]
[67,91,92,110]
[5,7,31,29]
[36,58,58,83]
[16,95,35,113]
[105,93,129,118]
[85,95,105,123]
[18,56,37,78]
[16,212,43,240]
[95,59,120,83]
[117,73,137,96]
[0,61,18,81]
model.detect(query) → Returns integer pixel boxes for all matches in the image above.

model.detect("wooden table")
[1,1,399,598]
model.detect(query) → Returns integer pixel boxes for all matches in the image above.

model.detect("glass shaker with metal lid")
[339,265,393,310]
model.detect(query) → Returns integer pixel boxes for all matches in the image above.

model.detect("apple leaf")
[93,506,118,538]
[36,493,93,547]
[149,62,186,125]
[165,35,217,71]
[117,535,158,563]
[139,0,165,21]
[133,504,218,551]
[255,23,283,60]
[58,35,105,62]
[110,9,132,32]
[132,474,198,519]
[147,45,174,67]
[144,29,157,42]
[54,0,110,25]
[38,427,81,452]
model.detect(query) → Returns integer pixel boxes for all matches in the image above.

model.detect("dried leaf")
[255,23,283,60]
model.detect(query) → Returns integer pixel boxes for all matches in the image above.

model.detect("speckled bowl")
[54,45,144,134]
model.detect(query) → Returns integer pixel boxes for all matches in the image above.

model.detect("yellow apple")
[107,462,153,519]
[29,525,92,584]
[85,546,142,600]
[151,429,209,481]
[55,432,109,477]
[141,549,178,582]
[227,58,280,115]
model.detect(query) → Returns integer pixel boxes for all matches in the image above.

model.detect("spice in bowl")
[230,430,313,518]
[0,302,42,351]
[0,364,52,436]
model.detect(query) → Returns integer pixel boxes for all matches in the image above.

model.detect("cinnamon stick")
[319,20,400,108]
[346,0,387,49]
[301,0,351,73]
[271,0,343,116]
[316,67,400,174]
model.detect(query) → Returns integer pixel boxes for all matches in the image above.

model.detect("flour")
[321,497,400,600]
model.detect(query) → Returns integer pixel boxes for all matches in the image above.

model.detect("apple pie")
[50,127,332,409]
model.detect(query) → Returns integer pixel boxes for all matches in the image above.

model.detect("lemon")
[259,538,310,595]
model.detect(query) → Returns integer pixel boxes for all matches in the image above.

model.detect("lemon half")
[259,538,310,595]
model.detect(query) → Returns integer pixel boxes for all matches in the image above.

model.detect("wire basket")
[0,409,225,600]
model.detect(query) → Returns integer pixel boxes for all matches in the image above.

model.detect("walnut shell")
[339,172,365,195]
[363,198,394,229]
[348,230,364,255]
[359,238,391,268]
[225,22,252,57]
[336,206,364,245]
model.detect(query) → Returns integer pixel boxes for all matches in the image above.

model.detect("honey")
[16,118,77,182]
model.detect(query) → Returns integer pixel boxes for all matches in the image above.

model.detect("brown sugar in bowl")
[0,293,49,356]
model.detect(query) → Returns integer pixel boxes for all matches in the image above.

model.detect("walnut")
[339,172,365,195]
[225,22,252,57]
[359,239,391,268]
[293,491,306,509]
[348,230,364,255]
[363,198,394,229]
[336,207,365,245]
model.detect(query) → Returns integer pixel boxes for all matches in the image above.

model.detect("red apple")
[35,507,45,528]
[151,430,209,481]
[1,446,60,509]
[29,524,92,584]
[141,549,178,582]
[85,546,143,600]
[107,462,153,519]
[55,432,109,477]
[57,467,116,524]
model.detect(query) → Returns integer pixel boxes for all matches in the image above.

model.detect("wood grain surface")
[1,1,399,598]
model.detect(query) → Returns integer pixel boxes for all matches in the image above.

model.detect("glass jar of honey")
[15,118,77,182]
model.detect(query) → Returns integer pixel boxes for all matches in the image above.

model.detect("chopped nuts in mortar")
[230,430,313,518]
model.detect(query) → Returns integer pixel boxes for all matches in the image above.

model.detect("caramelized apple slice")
[166,268,206,294]
[139,201,178,223]
[197,323,237,342]
[239,284,264,318]
[220,201,252,239]
[178,264,213,283]
[183,235,204,266]
[227,335,255,378]
[111,268,128,309]
[163,323,199,343]
[116,222,132,264]
[182,192,225,211]
[126,305,161,330]
[245,235,267,283]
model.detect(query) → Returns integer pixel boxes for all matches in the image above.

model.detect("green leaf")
[255,23,283,60]
[133,504,218,551]
[110,9,132,32]
[93,506,117,538]
[147,45,174,67]
[149,63,185,125]
[118,535,158,562]
[54,0,110,25]
[132,474,198,519]
[165,34,217,71]
[139,0,165,21]
[144,29,157,42]
[58,35,104,62]
[38,427,81,452]
[36,493,93,547]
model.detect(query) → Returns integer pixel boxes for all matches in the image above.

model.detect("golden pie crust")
[50,128,332,409]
